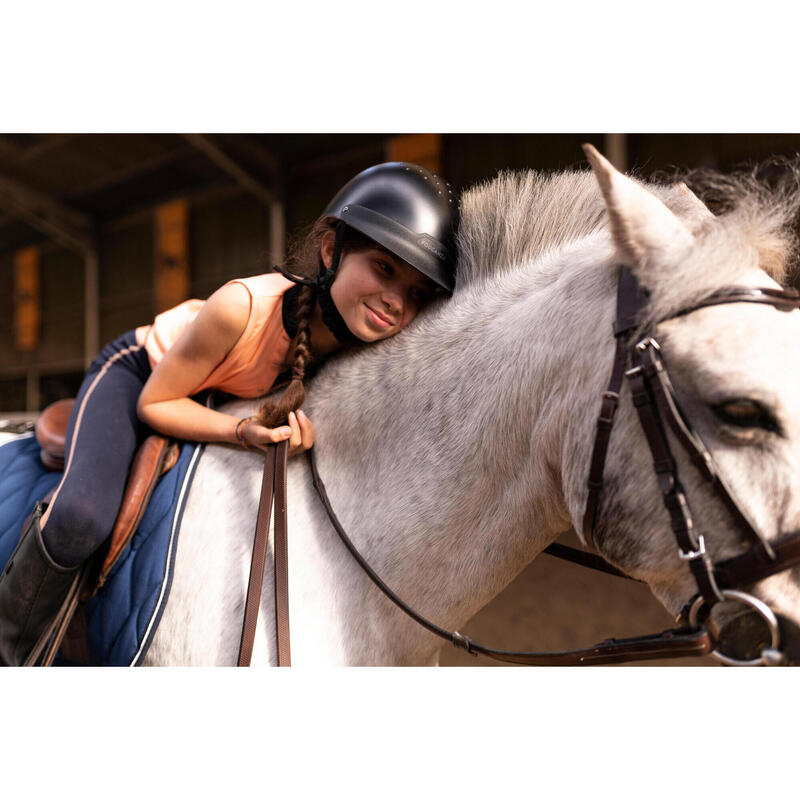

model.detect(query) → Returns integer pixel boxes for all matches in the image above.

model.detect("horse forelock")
[635,172,800,332]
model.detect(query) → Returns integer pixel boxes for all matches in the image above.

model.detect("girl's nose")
[381,287,404,313]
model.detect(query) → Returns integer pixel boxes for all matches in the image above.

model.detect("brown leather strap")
[542,542,635,580]
[636,340,776,562]
[307,447,711,666]
[238,445,277,666]
[464,626,712,665]
[238,439,291,667]
[582,267,647,547]
[273,440,291,666]
[715,527,800,589]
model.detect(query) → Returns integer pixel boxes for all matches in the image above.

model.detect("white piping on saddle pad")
[129,441,205,666]
[0,431,34,449]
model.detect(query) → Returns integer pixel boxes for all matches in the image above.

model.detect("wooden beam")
[12,134,82,165]
[192,135,285,265]
[292,140,386,177]
[0,172,94,255]
[68,142,195,198]
[182,134,278,207]
[218,135,282,183]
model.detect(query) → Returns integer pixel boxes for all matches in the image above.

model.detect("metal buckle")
[635,336,660,353]
[452,631,477,656]
[688,589,783,667]
[678,534,706,561]
[601,391,620,402]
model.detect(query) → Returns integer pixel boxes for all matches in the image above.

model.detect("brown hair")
[256,216,385,428]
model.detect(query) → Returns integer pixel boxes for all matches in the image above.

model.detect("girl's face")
[324,235,438,342]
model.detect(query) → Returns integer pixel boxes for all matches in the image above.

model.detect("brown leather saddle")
[33,398,180,663]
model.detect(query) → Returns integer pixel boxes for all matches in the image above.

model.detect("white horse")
[141,145,800,666]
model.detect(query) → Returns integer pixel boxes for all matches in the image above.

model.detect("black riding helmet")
[275,161,459,343]
[322,161,459,295]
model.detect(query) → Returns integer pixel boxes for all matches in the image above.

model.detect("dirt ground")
[439,528,716,667]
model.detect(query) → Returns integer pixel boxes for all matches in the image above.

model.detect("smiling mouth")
[365,304,394,327]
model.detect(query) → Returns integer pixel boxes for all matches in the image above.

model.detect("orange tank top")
[135,273,296,398]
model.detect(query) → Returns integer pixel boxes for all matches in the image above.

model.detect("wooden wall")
[4,133,800,414]
[0,186,274,412]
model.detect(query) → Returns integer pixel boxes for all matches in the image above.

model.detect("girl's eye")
[376,261,393,275]
[410,288,429,304]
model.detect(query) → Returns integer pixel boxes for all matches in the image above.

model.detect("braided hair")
[257,281,315,428]
[256,217,380,428]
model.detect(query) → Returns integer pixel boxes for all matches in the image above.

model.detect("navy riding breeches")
[41,330,154,568]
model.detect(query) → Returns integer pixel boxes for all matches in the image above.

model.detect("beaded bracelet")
[235,416,257,450]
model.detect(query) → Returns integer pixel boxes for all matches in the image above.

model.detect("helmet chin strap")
[273,220,362,344]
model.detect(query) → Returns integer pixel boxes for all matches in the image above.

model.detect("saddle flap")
[95,434,179,591]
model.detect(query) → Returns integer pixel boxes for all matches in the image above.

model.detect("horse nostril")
[715,609,775,663]
[715,611,800,665]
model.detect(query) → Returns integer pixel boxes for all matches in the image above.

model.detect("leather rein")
[238,268,800,667]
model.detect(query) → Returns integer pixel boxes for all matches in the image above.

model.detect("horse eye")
[712,399,781,434]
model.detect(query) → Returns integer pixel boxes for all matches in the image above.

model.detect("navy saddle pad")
[0,432,204,666]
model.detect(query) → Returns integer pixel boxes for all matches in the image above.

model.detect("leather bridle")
[238,266,800,667]
[584,265,800,665]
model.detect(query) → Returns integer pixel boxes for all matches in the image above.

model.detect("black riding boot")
[0,502,80,666]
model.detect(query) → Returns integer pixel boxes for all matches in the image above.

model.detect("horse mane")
[455,169,608,288]
[455,163,800,313]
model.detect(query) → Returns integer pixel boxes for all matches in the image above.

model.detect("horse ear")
[674,181,715,224]
[582,143,694,271]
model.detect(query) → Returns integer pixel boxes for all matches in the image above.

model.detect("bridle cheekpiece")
[583,265,800,665]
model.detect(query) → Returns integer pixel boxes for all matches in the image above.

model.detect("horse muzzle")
[696,590,800,666]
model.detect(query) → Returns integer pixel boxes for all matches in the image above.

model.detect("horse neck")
[304,243,616,658]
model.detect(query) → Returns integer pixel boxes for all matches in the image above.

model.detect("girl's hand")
[286,409,315,458]
[240,410,315,457]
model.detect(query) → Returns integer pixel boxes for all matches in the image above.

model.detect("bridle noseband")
[584,266,800,665]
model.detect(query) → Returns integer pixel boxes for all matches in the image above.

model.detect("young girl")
[0,161,458,666]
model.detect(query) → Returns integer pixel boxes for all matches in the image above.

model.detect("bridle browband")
[240,267,800,667]
[584,266,800,664]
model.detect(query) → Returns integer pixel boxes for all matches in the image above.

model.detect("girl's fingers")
[287,412,302,449]
[263,424,292,444]
[297,409,315,448]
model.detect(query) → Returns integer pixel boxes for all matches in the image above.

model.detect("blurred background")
[4,132,800,415]
[3,132,797,665]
